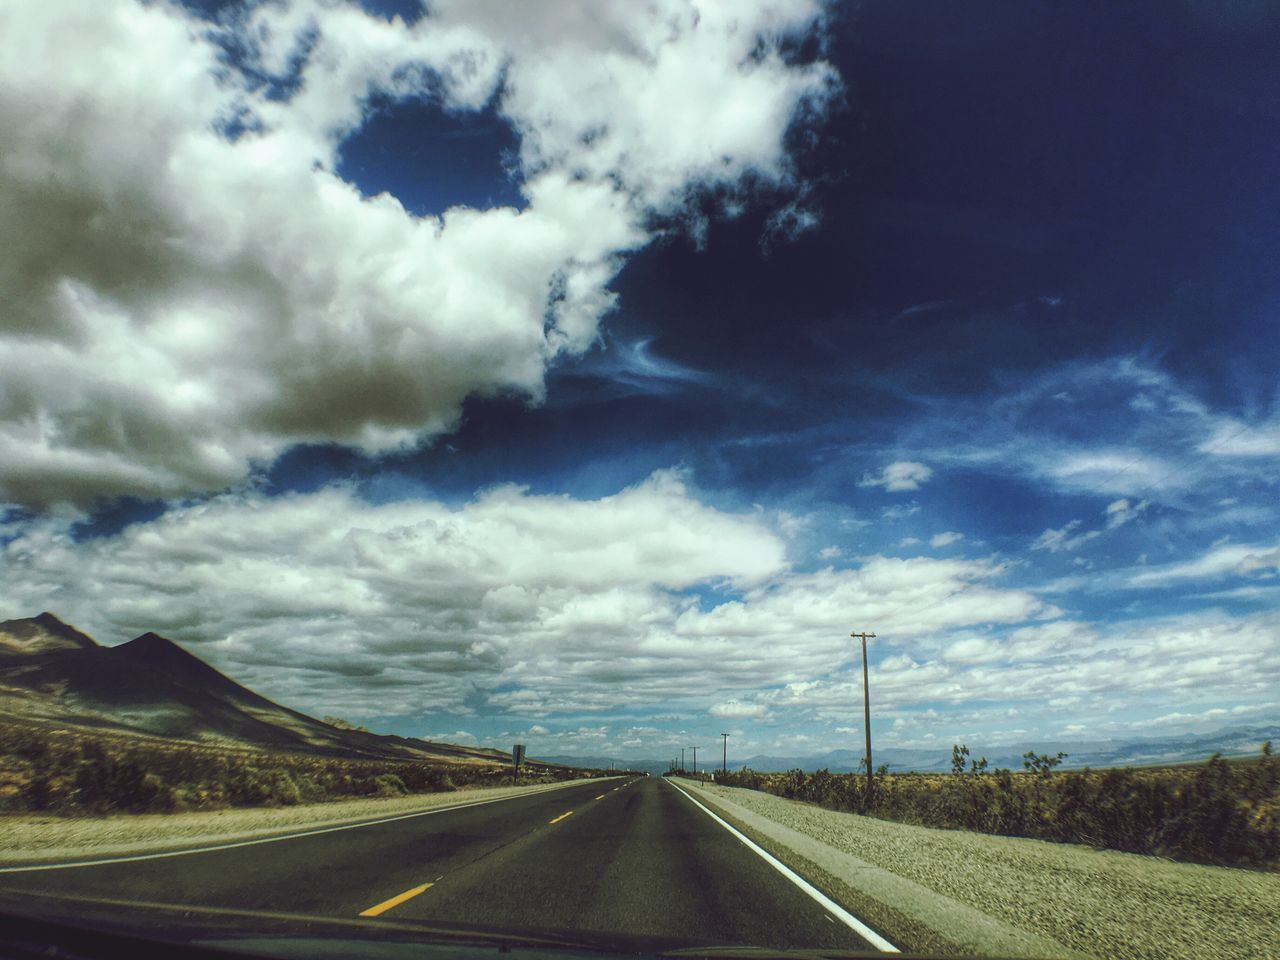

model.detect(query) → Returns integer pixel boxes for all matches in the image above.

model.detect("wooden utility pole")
[851,630,876,799]
[720,732,730,774]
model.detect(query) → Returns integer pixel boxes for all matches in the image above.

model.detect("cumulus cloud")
[0,0,837,508]
[760,609,1280,722]
[0,470,785,715]
[0,471,1055,720]
[861,461,933,492]
[942,636,1002,664]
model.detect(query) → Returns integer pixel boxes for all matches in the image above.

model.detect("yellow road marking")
[549,810,573,824]
[594,794,606,800]
[358,882,433,917]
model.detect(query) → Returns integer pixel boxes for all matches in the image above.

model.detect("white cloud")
[930,531,963,548]
[861,461,933,492]
[1044,451,1173,496]
[1031,520,1100,553]
[1128,541,1280,587]
[673,556,1049,650]
[942,636,1002,665]
[1104,498,1150,529]
[0,470,1058,720]
[759,609,1280,723]
[882,504,921,520]
[425,730,477,744]
[1199,419,1280,456]
[709,700,770,719]
[1005,621,1096,659]
[0,470,785,716]
[0,0,836,508]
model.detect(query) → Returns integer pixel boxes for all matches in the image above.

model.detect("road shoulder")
[676,778,1280,960]
[674,777,1082,958]
[0,778,599,866]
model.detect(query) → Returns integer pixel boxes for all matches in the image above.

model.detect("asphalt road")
[1,777,884,952]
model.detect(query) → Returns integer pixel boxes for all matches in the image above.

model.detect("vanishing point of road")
[0,776,892,952]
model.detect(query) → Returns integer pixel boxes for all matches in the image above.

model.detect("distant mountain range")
[544,727,1278,777]
[732,727,1279,774]
[536,756,673,776]
[0,612,535,767]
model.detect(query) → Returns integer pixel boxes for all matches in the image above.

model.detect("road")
[0,776,889,952]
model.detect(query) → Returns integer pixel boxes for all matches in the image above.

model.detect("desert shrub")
[0,717,588,816]
[1154,753,1277,866]
[226,767,301,806]
[709,742,1279,869]
[73,759,175,813]
[371,774,407,797]
[21,773,55,812]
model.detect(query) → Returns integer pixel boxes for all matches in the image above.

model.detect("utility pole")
[681,747,685,773]
[720,732,729,774]
[691,746,698,780]
[851,630,876,800]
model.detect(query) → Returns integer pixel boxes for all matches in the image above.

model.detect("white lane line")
[666,780,899,953]
[0,781,599,874]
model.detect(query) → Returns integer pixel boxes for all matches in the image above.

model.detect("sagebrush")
[0,719,594,815]
[715,742,1279,869]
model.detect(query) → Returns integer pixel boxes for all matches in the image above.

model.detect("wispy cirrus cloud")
[1031,520,1100,553]
[1127,541,1280,588]
[906,357,1277,505]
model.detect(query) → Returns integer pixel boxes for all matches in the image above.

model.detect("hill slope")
[0,613,509,765]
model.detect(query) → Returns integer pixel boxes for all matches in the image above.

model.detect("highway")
[0,776,889,952]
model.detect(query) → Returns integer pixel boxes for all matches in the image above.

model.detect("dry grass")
[0,717,594,817]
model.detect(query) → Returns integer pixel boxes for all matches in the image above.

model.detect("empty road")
[0,776,891,952]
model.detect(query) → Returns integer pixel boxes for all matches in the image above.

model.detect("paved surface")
[0,777,883,952]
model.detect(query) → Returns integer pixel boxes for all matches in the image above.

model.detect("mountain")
[0,612,97,658]
[0,613,519,766]
[738,726,1280,774]
[535,755,666,775]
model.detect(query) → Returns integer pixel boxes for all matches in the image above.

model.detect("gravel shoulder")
[0,778,595,865]
[676,778,1279,960]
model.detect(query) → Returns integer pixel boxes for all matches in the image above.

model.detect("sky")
[1,0,1278,765]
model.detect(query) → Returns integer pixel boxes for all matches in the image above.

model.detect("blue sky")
[1,0,1277,763]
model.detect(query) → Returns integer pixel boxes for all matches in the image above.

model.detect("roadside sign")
[513,743,525,766]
